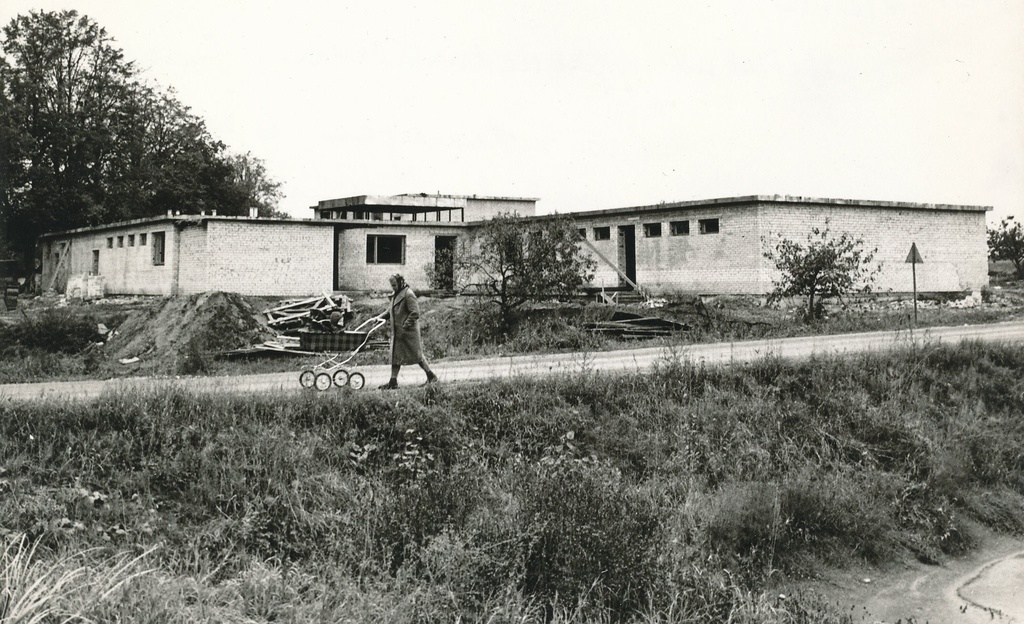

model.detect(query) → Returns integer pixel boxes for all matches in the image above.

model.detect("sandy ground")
[808,532,1024,623]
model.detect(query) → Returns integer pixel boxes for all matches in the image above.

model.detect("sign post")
[905,242,923,324]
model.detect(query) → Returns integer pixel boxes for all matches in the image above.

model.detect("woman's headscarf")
[390,273,407,292]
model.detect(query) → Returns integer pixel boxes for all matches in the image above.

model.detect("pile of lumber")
[584,311,689,338]
[264,293,352,331]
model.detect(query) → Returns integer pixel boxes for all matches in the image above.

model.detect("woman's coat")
[387,286,425,365]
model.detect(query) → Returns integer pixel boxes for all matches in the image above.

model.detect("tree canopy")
[453,212,596,330]
[764,224,880,321]
[988,216,1024,279]
[0,10,283,266]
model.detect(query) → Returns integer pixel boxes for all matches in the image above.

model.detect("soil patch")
[801,530,1024,623]
[102,292,275,376]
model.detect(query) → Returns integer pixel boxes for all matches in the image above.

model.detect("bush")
[0,309,98,355]
[519,463,666,618]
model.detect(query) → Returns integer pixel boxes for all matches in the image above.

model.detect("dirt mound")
[104,292,275,376]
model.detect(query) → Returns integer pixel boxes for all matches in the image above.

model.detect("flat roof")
[39,213,474,239]
[40,194,991,238]
[38,214,321,239]
[541,194,992,221]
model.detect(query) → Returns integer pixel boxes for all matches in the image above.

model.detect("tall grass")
[3,341,1024,621]
[0,536,154,623]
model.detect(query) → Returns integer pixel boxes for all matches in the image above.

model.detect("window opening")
[643,223,662,237]
[594,226,611,241]
[366,235,405,264]
[670,221,690,236]
[698,218,720,234]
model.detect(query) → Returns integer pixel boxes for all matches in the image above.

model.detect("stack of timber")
[264,293,353,331]
[584,311,689,338]
[223,293,372,357]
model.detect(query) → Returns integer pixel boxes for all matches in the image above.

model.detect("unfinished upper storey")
[310,193,538,223]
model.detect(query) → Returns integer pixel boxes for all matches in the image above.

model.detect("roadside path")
[3,319,1024,402]
[816,531,1024,623]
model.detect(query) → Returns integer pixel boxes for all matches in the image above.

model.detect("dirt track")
[815,531,1024,623]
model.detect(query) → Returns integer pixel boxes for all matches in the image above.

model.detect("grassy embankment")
[3,340,1024,622]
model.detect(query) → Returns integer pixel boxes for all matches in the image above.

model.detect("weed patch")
[3,342,1024,620]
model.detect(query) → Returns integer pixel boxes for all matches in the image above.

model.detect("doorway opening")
[434,236,458,291]
[617,225,636,288]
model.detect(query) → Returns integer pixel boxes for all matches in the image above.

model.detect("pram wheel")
[314,372,333,391]
[299,370,315,389]
[348,372,365,390]
[332,369,349,387]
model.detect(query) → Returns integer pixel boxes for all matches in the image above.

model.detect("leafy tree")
[763,224,880,321]
[0,10,281,268]
[454,212,596,331]
[129,89,248,217]
[988,216,1024,279]
[0,10,138,262]
[226,151,286,217]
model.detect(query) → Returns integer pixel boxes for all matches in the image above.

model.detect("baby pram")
[298,315,387,390]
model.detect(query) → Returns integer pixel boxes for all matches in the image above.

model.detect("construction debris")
[223,294,384,358]
[264,293,353,331]
[66,274,106,301]
[585,311,689,338]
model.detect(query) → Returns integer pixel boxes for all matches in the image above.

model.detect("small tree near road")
[454,212,596,332]
[764,225,880,321]
[988,216,1024,279]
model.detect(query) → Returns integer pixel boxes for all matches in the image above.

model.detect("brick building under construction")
[37,193,989,297]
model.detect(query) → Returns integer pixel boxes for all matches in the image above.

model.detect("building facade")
[572,196,989,295]
[37,194,989,297]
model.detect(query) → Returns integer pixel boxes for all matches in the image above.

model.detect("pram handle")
[350,315,388,334]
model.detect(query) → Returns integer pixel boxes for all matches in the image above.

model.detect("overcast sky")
[3,1,1023,222]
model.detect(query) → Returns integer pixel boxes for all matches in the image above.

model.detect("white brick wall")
[336,224,466,291]
[197,221,335,296]
[465,198,537,221]
[572,199,988,294]
[40,223,177,295]
[758,203,988,294]
[39,197,989,298]
[578,203,764,294]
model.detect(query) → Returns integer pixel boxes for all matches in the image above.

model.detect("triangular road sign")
[905,242,923,264]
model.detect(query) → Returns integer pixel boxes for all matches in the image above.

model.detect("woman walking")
[379,274,438,389]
